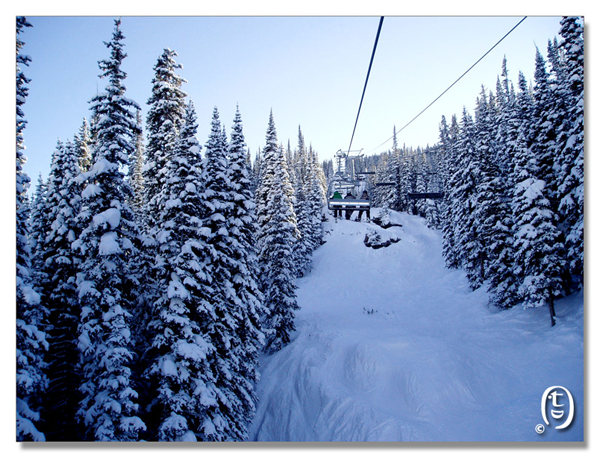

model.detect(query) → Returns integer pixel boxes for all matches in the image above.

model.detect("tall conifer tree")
[74,118,93,173]
[143,48,187,228]
[16,16,48,442]
[144,100,218,442]
[41,139,84,440]
[555,17,584,286]
[130,109,146,215]
[256,111,300,354]
[511,72,565,326]
[226,107,265,430]
[72,19,146,440]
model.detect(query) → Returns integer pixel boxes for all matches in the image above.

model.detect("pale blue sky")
[19,15,566,183]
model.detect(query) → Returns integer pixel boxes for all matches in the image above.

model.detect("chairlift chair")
[327,149,371,217]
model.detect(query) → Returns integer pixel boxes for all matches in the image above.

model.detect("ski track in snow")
[250,210,583,442]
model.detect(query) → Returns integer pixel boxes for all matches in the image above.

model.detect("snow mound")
[250,209,583,442]
[363,226,400,249]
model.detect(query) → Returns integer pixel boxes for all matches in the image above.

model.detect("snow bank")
[250,209,583,442]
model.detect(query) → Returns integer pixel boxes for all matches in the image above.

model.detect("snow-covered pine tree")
[74,118,93,173]
[129,109,146,215]
[511,72,565,326]
[143,48,187,229]
[16,16,48,442]
[144,100,218,442]
[322,158,334,187]
[311,146,328,201]
[286,139,297,189]
[555,17,584,287]
[411,152,427,217]
[370,153,384,208]
[29,174,50,287]
[41,139,84,440]
[224,105,265,438]
[376,127,407,213]
[547,37,567,85]
[293,174,311,275]
[305,146,326,246]
[468,87,497,288]
[423,149,442,229]
[494,56,518,183]
[529,47,559,207]
[180,106,264,440]
[256,111,300,354]
[137,50,189,410]
[197,107,244,440]
[486,63,520,309]
[393,129,410,213]
[439,114,462,270]
[291,128,312,276]
[72,19,146,441]
[252,148,262,193]
[453,108,481,286]
[292,126,307,187]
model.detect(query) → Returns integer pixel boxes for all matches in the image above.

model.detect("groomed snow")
[250,209,583,442]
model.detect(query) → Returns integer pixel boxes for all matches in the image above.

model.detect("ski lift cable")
[365,16,528,154]
[347,16,385,155]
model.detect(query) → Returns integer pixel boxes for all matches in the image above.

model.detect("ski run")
[250,209,583,442]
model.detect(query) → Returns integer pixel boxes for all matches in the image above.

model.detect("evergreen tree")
[486,64,520,308]
[423,149,442,229]
[74,118,93,173]
[180,106,264,440]
[29,174,50,287]
[143,48,188,228]
[547,37,567,85]
[252,148,262,193]
[144,100,218,441]
[439,115,462,270]
[129,109,146,215]
[372,152,390,208]
[468,88,496,287]
[137,51,189,425]
[511,72,565,326]
[555,17,584,286]
[376,127,408,212]
[41,139,84,440]
[293,174,311,275]
[256,111,300,354]
[530,47,559,205]
[16,16,48,442]
[199,107,247,440]
[224,106,265,438]
[292,128,312,276]
[72,19,145,440]
[452,108,481,285]
[306,146,326,246]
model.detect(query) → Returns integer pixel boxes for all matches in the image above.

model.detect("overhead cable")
[347,16,385,155]
[366,16,528,154]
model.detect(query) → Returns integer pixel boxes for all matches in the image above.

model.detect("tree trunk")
[549,296,556,327]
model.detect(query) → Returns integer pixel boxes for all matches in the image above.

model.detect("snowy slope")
[250,209,584,442]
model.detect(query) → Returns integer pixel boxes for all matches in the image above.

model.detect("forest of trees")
[16,16,583,442]
[363,17,583,325]
[16,18,326,441]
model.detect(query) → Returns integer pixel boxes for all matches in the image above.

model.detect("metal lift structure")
[327,149,372,218]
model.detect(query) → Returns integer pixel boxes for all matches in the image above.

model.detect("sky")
[16,15,569,185]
